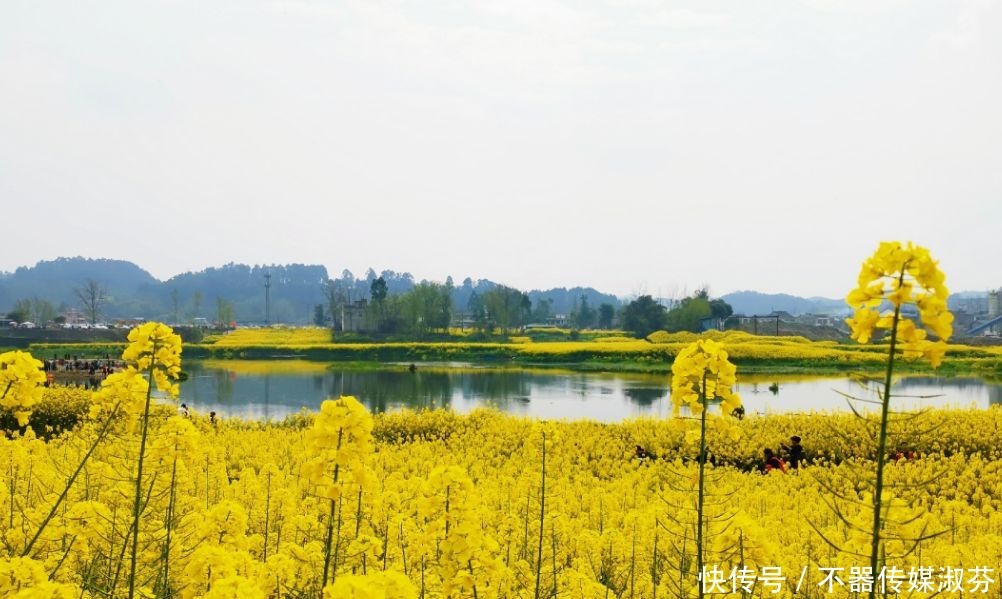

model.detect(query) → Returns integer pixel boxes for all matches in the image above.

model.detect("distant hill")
[165,263,330,323]
[4,258,988,325]
[948,290,989,313]
[0,258,331,324]
[0,258,160,316]
[0,258,621,324]
[722,289,992,317]
[720,291,847,316]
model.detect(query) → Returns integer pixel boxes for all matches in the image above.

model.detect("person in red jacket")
[763,448,787,473]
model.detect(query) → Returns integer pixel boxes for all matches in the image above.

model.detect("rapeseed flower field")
[5,387,1002,598]
[5,243,1002,598]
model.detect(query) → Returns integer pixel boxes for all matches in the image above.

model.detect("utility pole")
[264,273,272,325]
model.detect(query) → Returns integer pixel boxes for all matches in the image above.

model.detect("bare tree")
[74,279,107,325]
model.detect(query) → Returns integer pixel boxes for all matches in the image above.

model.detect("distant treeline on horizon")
[5,257,980,326]
[0,257,622,325]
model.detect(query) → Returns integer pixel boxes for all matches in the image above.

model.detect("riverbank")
[26,329,1002,378]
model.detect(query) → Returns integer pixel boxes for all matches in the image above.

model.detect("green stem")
[48,534,76,580]
[129,340,158,599]
[696,373,708,599]
[22,403,120,556]
[161,456,178,598]
[534,432,546,599]
[869,297,902,599]
[264,472,272,562]
[651,527,659,599]
[321,427,344,589]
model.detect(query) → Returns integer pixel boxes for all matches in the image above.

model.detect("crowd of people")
[42,355,125,389]
[634,435,810,474]
[635,433,920,474]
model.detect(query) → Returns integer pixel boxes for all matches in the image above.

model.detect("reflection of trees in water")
[329,370,454,413]
[454,371,534,409]
[178,362,1002,416]
[623,386,665,406]
[896,377,984,391]
[214,370,235,404]
[989,385,1002,406]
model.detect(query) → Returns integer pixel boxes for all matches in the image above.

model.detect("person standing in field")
[782,435,805,469]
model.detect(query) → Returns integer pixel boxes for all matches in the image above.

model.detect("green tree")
[313,304,326,327]
[400,282,452,335]
[370,276,388,304]
[30,297,56,326]
[190,291,203,323]
[467,291,487,333]
[216,297,235,326]
[621,295,667,338]
[482,285,530,335]
[708,298,733,320]
[665,294,712,333]
[370,277,389,332]
[531,298,552,324]
[170,288,181,325]
[7,299,31,323]
[572,295,595,329]
[598,302,615,329]
[441,277,455,330]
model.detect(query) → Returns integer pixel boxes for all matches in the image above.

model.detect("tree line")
[2,259,732,336]
[316,276,731,339]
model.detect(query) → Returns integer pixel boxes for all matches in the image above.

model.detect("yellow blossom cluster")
[304,396,375,497]
[122,322,183,397]
[670,339,742,417]
[0,351,46,426]
[846,241,954,366]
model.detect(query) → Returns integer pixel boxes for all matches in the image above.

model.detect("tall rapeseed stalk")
[845,241,952,599]
[120,322,183,599]
[303,395,374,591]
[670,339,741,599]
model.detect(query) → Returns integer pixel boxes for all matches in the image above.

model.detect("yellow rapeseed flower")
[305,396,374,493]
[846,241,953,366]
[122,322,183,397]
[670,339,741,417]
[0,350,46,426]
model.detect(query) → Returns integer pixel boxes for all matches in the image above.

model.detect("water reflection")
[178,361,1002,422]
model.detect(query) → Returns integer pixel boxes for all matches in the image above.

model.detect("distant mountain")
[0,258,331,324]
[5,258,987,324]
[0,258,620,324]
[722,289,993,317]
[0,258,160,316]
[948,291,989,313]
[720,291,847,316]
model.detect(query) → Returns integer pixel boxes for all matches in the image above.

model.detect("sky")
[1,0,1000,299]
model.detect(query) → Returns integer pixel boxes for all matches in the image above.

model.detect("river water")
[176,360,1002,422]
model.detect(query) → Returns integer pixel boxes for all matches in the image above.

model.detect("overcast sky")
[1,0,999,299]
